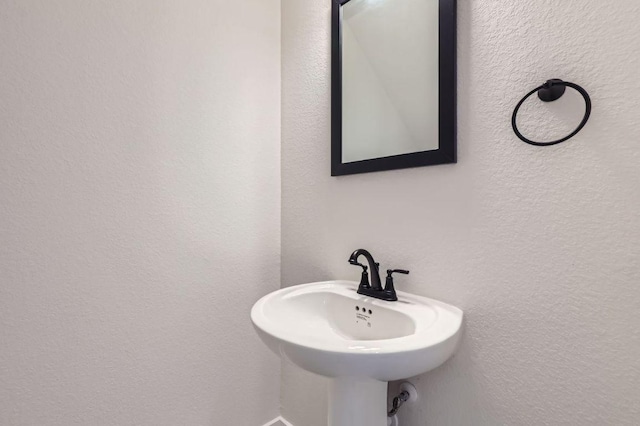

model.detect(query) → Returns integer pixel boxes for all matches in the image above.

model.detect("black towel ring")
[512,79,592,147]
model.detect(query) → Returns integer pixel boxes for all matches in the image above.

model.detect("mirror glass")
[332,0,456,176]
[341,0,439,163]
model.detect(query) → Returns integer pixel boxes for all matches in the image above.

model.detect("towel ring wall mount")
[512,79,592,147]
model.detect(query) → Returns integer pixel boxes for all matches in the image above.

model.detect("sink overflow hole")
[355,306,373,315]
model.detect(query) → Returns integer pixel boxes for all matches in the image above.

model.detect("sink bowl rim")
[251,280,463,355]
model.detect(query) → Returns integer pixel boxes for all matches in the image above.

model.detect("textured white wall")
[0,1,281,425]
[281,1,640,425]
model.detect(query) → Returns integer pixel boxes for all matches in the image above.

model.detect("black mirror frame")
[331,0,457,176]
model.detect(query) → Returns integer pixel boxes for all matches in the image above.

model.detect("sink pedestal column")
[328,377,387,426]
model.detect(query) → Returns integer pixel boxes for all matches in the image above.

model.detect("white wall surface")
[0,1,281,425]
[281,0,640,425]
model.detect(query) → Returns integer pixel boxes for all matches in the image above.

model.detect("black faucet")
[348,249,409,302]
[349,249,382,291]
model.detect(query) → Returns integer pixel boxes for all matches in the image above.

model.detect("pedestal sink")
[251,280,463,426]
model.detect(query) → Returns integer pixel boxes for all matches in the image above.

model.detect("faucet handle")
[350,260,370,290]
[384,269,409,301]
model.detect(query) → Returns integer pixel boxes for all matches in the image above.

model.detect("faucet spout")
[349,249,382,291]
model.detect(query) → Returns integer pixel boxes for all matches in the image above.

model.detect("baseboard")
[262,416,294,426]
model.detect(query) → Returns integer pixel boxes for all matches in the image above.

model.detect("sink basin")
[251,280,463,426]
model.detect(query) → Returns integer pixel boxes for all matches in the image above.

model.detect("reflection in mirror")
[341,0,439,163]
[331,0,456,176]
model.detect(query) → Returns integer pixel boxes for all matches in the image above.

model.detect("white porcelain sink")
[251,280,463,426]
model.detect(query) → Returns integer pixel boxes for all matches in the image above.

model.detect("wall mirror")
[331,0,456,176]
